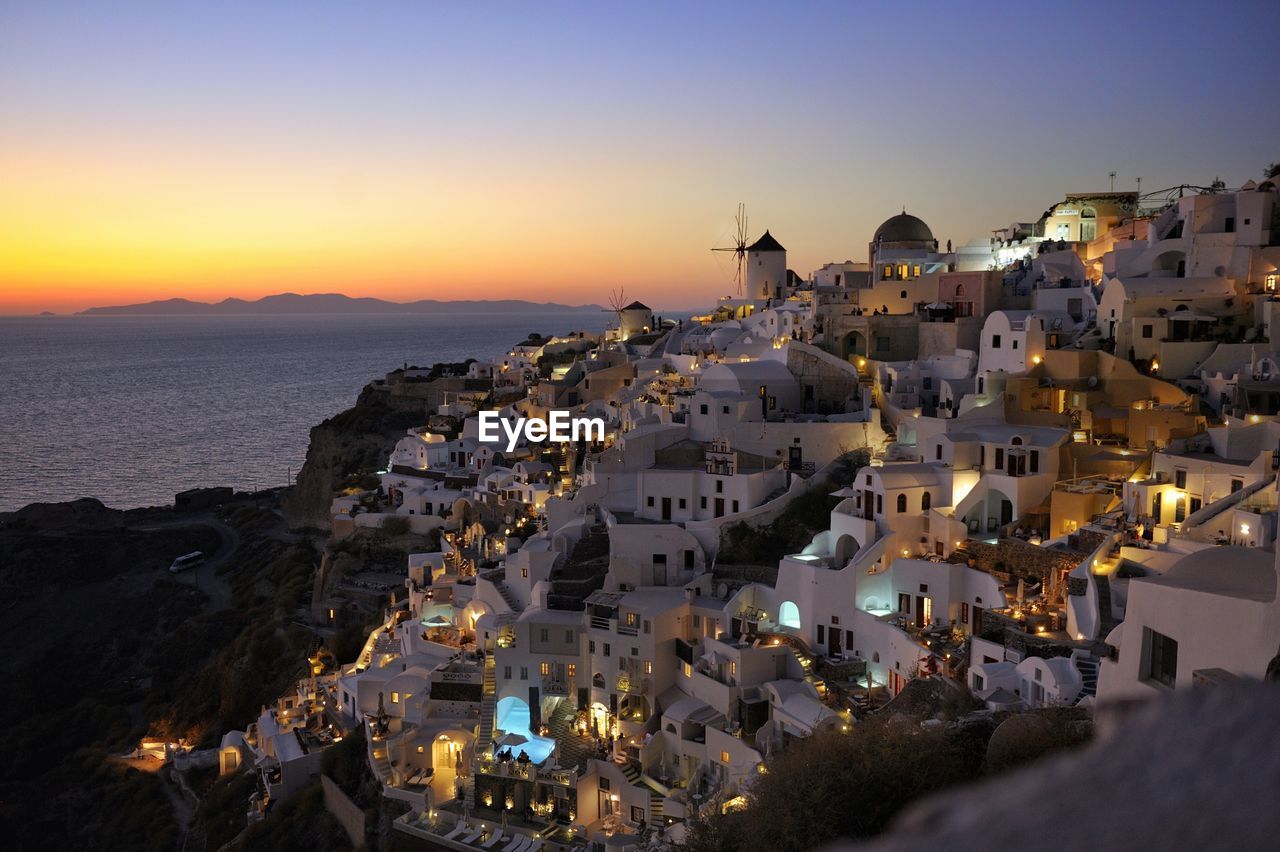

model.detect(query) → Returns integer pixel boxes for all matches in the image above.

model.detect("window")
[716,480,723,494]
[540,628,549,642]
[721,750,730,763]
[876,494,883,514]
[625,611,638,627]
[1142,324,1153,339]
[644,620,651,634]
[973,674,984,691]
[568,663,576,677]
[877,335,891,351]
[1011,339,1018,350]
[566,629,574,643]
[600,777,610,791]
[540,662,550,676]
[995,448,1004,469]
[504,666,512,679]
[896,494,907,512]
[1030,450,1039,474]
[646,496,654,507]
[732,500,739,513]
[678,498,687,509]
[644,660,653,674]
[521,567,528,578]
[913,264,921,277]
[900,290,908,299]
[520,666,528,679]
[1175,469,1187,489]
[992,334,1001,349]
[883,264,893,279]
[921,492,931,511]
[603,643,611,657]
[1144,628,1178,687]
[692,614,702,628]
[729,661,737,676]
[588,641,595,654]
[935,444,942,460]
[700,496,707,509]
[1231,478,1243,493]
[961,602,969,623]
[391,691,400,704]
[682,662,692,677]
[831,615,840,626]
[700,404,708,415]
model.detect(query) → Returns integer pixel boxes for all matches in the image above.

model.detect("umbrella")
[829,487,859,498]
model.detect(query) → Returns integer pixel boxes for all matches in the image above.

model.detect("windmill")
[606,288,628,331]
[711,202,750,294]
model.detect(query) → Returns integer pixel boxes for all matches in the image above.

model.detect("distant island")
[76,293,604,316]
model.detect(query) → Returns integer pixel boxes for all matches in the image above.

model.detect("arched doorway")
[779,601,801,630]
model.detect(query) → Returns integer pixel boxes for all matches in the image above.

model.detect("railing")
[590,615,612,630]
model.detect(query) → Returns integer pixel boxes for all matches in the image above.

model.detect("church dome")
[874,212,934,245]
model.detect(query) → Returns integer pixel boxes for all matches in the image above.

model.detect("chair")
[443,821,468,841]
[482,830,505,848]
[502,836,527,852]
[525,839,544,852]
[461,826,485,844]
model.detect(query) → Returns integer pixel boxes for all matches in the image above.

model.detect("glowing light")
[1241,523,1251,536]
[1031,355,1042,365]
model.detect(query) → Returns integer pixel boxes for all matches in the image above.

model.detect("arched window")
[896,494,907,513]
[955,283,965,297]
[592,673,605,689]
[779,601,801,630]
[921,492,931,511]
[1011,436,1023,446]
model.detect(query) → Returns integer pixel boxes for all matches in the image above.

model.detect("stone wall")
[321,774,366,848]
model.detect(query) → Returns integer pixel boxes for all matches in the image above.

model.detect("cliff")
[281,383,428,530]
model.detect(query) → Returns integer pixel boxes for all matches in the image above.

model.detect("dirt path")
[133,514,240,611]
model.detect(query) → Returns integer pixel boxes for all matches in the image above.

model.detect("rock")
[851,681,1280,851]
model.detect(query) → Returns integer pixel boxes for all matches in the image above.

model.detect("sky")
[1,0,1277,314]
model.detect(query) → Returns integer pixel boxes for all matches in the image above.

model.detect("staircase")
[1094,573,1121,639]
[547,700,588,771]
[649,790,665,824]
[494,580,520,612]
[618,760,641,785]
[1075,656,1100,702]
[477,656,497,754]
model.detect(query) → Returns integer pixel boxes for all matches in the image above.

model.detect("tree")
[1266,161,1280,179]
[681,722,984,852]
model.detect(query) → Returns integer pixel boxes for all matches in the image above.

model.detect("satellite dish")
[716,583,729,600]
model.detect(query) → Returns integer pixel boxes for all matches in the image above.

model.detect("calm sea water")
[0,312,606,512]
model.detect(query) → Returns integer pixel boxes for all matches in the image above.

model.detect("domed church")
[868,209,950,286]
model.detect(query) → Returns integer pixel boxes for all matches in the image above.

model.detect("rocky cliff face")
[281,383,429,530]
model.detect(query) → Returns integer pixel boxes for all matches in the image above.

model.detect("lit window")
[644,660,653,674]
[721,751,730,763]
[568,663,576,677]
[391,692,400,704]
[417,745,425,753]
[729,661,737,676]
[682,662,692,677]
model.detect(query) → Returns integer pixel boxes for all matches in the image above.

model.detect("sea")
[0,312,608,512]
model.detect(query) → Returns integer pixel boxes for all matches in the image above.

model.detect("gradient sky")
[2,0,1277,314]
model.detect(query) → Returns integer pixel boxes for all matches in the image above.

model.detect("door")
[915,596,926,629]
[661,497,672,521]
[863,490,875,520]
[829,624,842,656]
[714,498,724,517]
[1001,500,1013,526]
[972,606,984,635]
[1152,492,1163,524]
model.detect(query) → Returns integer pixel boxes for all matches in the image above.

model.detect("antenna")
[1109,171,1116,192]
[711,202,749,294]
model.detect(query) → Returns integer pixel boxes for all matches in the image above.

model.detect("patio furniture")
[443,821,469,841]
[482,830,505,848]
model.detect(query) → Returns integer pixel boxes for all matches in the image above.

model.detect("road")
[133,513,240,612]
